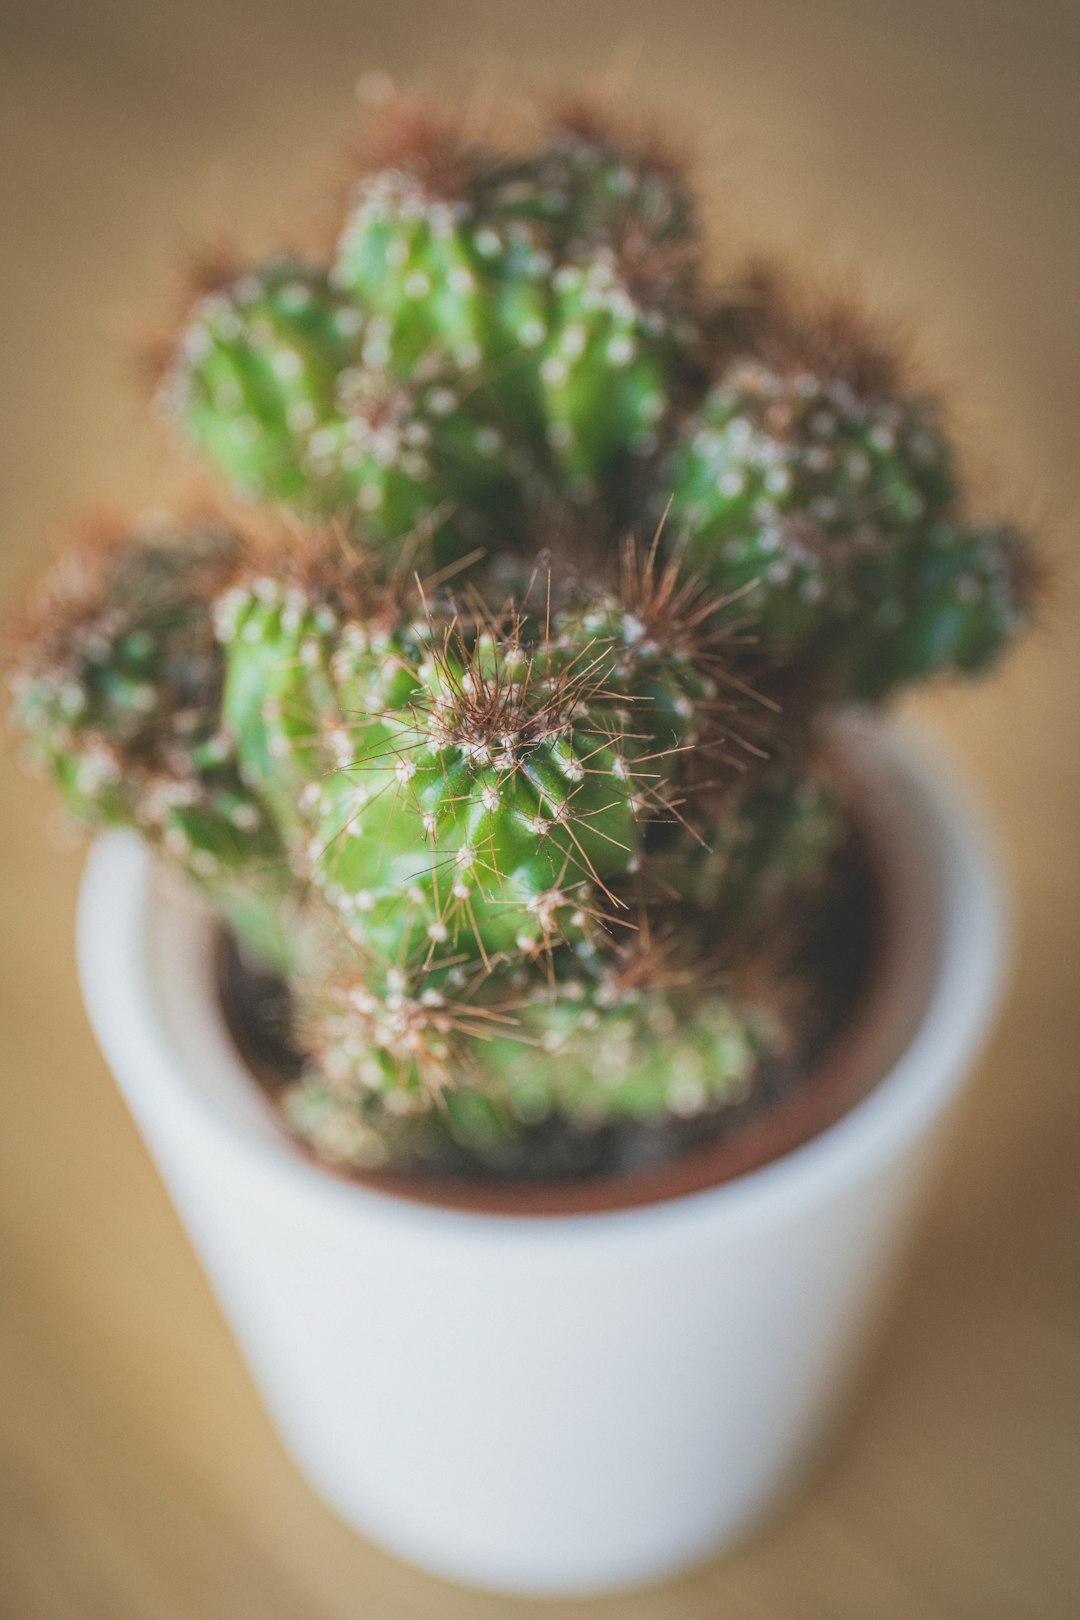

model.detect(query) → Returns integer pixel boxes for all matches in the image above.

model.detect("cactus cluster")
[9,92,1034,1179]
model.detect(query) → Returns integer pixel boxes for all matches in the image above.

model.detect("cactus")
[7,518,304,968]
[643,765,845,927]
[12,518,239,833]
[158,257,527,566]
[214,547,749,973]
[9,89,1036,1180]
[885,519,1035,681]
[286,954,764,1173]
[534,251,695,494]
[662,295,1032,697]
[159,260,364,506]
[162,98,707,542]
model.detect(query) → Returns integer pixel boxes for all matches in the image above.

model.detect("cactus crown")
[9,89,1034,1179]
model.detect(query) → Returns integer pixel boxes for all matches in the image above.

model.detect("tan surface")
[1,1,1078,1614]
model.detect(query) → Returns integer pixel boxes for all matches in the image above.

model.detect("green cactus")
[500,112,703,490]
[7,520,304,967]
[208,527,763,979]
[231,587,712,969]
[214,571,345,842]
[333,166,502,374]
[10,88,1036,1181]
[160,260,364,505]
[160,258,528,565]
[664,350,960,681]
[478,975,763,1129]
[284,946,765,1172]
[12,521,232,819]
[282,991,766,1171]
[164,102,704,527]
[478,110,697,253]
[642,764,844,929]
[888,519,1034,681]
[534,251,691,493]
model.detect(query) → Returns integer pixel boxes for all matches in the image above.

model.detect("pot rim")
[77,717,1009,1246]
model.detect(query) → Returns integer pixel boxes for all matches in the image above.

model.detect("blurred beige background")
[1,0,1077,1615]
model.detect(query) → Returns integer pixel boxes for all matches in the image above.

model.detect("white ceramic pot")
[76,720,1006,1597]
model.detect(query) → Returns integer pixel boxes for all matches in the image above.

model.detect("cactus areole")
[10,92,1034,1195]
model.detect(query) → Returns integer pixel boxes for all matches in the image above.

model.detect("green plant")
[9,92,1034,1178]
